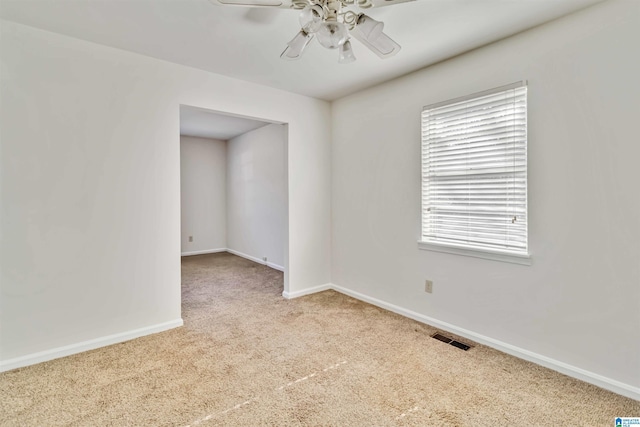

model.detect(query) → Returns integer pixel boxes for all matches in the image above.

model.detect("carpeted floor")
[1,252,638,426]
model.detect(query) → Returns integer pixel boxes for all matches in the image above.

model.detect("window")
[419,82,529,264]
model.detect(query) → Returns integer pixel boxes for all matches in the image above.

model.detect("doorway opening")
[178,105,289,293]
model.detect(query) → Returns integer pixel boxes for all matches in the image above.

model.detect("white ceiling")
[0,0,602,101]
[180,106,271,140]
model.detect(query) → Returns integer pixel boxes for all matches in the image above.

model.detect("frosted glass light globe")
[316,21,348,49]
[299,5,324,33]
[338,40,356,64]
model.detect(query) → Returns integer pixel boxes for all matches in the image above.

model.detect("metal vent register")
[431,333,472,351]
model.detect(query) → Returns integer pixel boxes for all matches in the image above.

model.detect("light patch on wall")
[240,151,254,181]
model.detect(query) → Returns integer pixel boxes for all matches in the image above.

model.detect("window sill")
[417,241,531,266]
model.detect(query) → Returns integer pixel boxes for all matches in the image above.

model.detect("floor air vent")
[431,333,472,351]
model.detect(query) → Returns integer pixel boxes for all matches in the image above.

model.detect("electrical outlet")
[188,236,193,242]
[425,280,433,293]
[262,256,267,262]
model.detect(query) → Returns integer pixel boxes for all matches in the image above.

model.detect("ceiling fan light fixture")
[299,5,325,33]
[280,30,313,60]
[316,21,349,49]
[338,39,356,63]
[355,14,384,40]
[351,28,400,58]
[351,13,400,58]
[213,0,406,61]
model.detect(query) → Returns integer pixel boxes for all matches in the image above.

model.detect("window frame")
[417,81,531,265]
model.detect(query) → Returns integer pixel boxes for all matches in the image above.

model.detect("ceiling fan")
[210,0,414,63]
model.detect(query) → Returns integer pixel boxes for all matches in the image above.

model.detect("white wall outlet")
[262,256,267,262]
[188,236,193,242]
[425,280,433,293]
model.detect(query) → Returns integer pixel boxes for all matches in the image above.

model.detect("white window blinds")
[421,82,528,256]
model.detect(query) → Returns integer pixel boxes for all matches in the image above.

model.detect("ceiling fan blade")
[353,0,415,9]
[244,8,281,23]
[281,31,314,60]
[211,0,413,9]
[351,29,401,58]
[210,0,304,9]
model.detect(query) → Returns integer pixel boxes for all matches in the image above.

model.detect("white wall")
[0,21,331,366]
[180,136,227,255]
[331,0,640,396]
[227,124,287,270]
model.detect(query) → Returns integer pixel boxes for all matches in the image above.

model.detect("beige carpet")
[1,252,638,426]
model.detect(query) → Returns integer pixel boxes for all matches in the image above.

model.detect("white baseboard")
[226,248,283,272]
[181,248,227,257]
[226,248,265,265]
[0,319,184,373]
[282,283,333,299]
[281,281,639,400]
[267,262,284,272]
[329,284,640,401]
[182,249,284,272]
